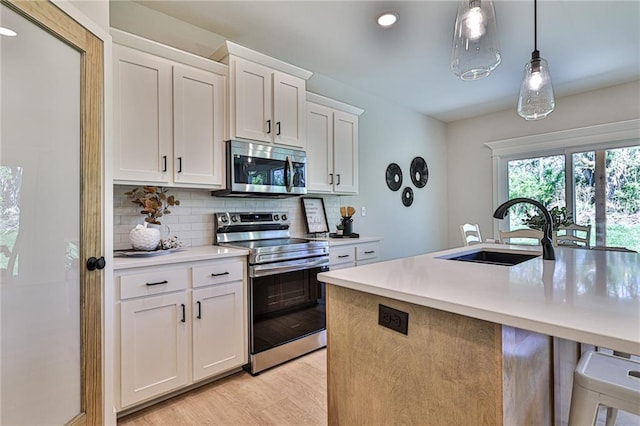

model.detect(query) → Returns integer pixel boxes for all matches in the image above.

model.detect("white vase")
[129,223,161,251]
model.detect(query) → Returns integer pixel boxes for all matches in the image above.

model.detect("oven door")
[250,265,327,355]
[229,140,306,195]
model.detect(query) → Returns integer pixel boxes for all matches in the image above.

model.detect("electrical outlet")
[361,206,366,216]
[378,304,408,335]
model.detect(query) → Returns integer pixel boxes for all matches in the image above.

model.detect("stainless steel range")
[214,212,329,375]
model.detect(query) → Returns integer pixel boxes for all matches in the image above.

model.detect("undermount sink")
[445,250,539,266]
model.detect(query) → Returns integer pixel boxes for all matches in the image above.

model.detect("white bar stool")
[568,351,640,426]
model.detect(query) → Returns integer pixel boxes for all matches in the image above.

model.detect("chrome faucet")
[493,197,556,261]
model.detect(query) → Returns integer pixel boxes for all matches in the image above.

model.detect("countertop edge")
[113,246,249,270]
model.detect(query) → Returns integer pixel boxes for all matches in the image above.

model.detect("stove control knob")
[231,215,238,223]
[273,214,279,221]
[220,216,228,223]
[281,214,287,221]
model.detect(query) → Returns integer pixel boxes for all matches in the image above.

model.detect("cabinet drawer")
[119,268,189,300]
[330,246,355,267]
[192,260,244,288]
[356,242,380,262]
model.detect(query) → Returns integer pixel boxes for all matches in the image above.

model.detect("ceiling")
[135,1,640,122]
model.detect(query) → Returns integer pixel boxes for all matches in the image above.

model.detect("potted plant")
[125,186,180,250]
[521,205,572,231]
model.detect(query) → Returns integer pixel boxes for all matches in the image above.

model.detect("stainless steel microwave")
[212,140,307,197]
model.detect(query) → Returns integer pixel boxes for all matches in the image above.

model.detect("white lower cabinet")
[192,264,245,381]
[120,292,189,407]
[116,256,247,410]
[328,239,381,270]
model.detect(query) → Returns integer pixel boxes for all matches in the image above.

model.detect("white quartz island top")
[318,243,640,355]
[113,245,249,270]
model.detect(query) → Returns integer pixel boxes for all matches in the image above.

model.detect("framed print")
[301,197,329,234]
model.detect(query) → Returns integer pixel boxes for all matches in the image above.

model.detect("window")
[486,120,640,252]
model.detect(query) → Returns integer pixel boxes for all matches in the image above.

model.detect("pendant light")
[517,0,555,120]
[450,0,501,80]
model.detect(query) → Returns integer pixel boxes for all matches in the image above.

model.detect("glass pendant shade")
[517,50,555,120]
[450,0,501,80]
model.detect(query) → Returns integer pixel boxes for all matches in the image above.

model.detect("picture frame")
[301,197,329,234]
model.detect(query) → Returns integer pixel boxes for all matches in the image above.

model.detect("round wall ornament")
[410,156,429,188]
[385,163,403,191]
[401,187,414,207]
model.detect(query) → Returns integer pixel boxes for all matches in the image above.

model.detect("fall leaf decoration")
[125,186,180,225]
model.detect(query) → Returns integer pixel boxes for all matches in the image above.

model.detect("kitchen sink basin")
[445,250,539,266]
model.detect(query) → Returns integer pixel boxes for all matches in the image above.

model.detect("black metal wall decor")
[410,156,429,188]
[385,163,403,191]
[385,156,429,207]
[402,187,414,207]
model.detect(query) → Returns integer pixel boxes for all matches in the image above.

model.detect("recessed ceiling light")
[377,12,399,28]
[0,26,17,37]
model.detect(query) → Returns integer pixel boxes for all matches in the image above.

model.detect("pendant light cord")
[534,0,538,52]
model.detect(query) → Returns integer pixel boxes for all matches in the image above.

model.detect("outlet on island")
[378,304,408,335]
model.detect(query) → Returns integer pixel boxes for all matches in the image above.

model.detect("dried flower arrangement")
[125,186,180,225]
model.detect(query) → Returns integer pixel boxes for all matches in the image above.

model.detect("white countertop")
[113,245,249,270]
[318,244,640,355]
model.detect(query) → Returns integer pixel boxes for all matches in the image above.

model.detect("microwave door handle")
[286,156,294,192]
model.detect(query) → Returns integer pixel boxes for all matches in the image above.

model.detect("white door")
[233,57,272,143]
[306,103,334,193]
[273,72,305,148]
[192,282,245,381]
[173,64,225,187]
[120,292,189,407]
[333,111,359,194]
[0,1,103,424]
[113,44,172,183]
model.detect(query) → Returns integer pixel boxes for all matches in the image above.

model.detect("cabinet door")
[273,72,305,148]
[306,102,334,193]
[333,111,359,194]
[120,292,189,407]
[173,64,225,187]
[192,282,246,381]
[113,45,172,183]
[232,57,272,143]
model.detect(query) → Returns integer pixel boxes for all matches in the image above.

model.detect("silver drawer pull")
[146,280,168,286]
[364,251,375,254]
[211,272,230,277]
[338,255,350,258]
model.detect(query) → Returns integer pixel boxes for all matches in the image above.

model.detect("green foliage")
[521,206,573,231]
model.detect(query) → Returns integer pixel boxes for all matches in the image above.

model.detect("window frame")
[486,119,640,235]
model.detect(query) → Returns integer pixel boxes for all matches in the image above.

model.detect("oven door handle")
[250,256,329,278]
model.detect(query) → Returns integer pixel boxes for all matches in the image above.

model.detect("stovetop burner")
[214,211,329,266]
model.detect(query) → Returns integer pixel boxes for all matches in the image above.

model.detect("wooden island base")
[326,285,553,425]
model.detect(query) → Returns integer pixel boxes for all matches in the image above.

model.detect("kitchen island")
[318,244,639,425]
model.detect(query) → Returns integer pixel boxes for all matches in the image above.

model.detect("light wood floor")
[117,347,639,425]
[117,349,327,426]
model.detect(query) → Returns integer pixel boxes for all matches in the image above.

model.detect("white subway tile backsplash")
[113,185,343,250]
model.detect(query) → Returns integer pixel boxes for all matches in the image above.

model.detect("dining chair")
[554,223,591,248]
[499,228,543,245]
[459,223,482,246]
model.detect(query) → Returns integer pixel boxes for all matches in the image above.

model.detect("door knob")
[86,256,106,271]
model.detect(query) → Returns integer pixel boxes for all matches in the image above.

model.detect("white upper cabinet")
[306,93,363,195]
[173,64,225,186]
[212,41,311,148]
[112,31,227,188]
[113,44,172,184]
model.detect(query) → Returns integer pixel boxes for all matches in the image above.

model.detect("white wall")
[110,1,450,260]
[446,80,640,248]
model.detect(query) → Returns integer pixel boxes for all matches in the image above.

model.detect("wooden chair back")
[554,223,591,248]
[499,228,544,245]
[460,223,482,246]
